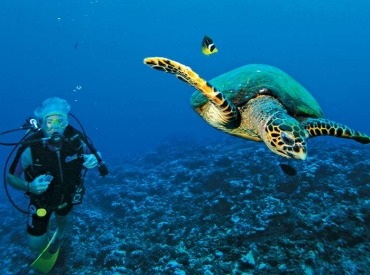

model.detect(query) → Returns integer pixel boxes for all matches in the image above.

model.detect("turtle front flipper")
[302,118,370,144]
[144,57,241,128]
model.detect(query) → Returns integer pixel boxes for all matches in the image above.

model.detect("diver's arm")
[8,173,51,194]
[7,174,29,192]
[7,147,32,192]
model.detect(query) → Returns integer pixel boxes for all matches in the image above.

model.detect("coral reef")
[1,137,369,274]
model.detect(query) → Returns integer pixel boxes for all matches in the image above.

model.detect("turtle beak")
[277,142,307,160]
[294,152,307,160]
[289,144,307,160]
[281,151,306,160]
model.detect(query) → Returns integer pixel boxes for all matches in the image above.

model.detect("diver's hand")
[83,154,98,169]
[29,174,53,195]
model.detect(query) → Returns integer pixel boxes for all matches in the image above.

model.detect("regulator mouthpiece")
[49,132,63,145]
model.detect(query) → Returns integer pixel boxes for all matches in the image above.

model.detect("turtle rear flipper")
[144,57,241,129]
[302,118,370,144]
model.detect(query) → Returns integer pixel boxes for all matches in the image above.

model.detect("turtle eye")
[281,132,295,146]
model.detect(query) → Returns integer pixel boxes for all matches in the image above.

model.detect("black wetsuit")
[9,126,87,236]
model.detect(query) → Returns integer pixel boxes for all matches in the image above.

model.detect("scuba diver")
[5,97,108,272]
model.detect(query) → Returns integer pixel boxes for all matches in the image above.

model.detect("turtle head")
[264,116,309,160]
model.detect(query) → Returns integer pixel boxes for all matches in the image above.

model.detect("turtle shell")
[191,64,324,118]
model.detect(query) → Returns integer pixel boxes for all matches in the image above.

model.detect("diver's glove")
[83,154,99,169]
[28,174,53,195]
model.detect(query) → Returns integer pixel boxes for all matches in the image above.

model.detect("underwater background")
[0,0,369,274]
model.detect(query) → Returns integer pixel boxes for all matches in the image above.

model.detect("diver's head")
[34,97,70,138]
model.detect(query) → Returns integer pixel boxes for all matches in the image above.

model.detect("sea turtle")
[144,57,370,160]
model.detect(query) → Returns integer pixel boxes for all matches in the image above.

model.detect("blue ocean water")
[1,0,369,157]
[0,0,369,273]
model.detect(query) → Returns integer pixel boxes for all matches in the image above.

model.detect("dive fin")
[31,230,60,273]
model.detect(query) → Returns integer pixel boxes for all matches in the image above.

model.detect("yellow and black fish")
[201,35,218,55]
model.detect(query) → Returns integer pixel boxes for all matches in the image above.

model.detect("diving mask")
[44,114,68,132]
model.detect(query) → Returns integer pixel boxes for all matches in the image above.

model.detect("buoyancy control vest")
[10,125,86,209]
